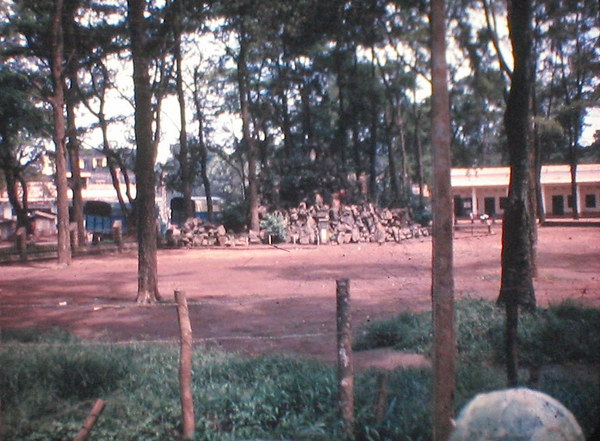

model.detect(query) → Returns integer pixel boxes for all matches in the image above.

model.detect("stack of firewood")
[166,202,429,248]
[285,202,429,245]
[167,218,233,247]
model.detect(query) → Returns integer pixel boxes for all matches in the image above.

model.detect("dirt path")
[1,225,598,362]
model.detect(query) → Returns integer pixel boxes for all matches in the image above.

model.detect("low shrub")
[3,299,598,440]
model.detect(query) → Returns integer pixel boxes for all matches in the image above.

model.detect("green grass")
[356,298,600,437]
[2,299,599,440]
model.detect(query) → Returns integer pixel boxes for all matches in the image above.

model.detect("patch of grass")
[356,298,599,365]
[356,298,600,437]
[353,310,432,353]
[2,326,78,343]
[3,299,599,440]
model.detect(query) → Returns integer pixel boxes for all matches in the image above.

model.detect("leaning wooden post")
[112,220,123,253]
[16,227,27,261]
[175,290,195,439]
[73,399,105,441]
[374,371,389,425]
[336,278,354,439]
[69,222,79,252]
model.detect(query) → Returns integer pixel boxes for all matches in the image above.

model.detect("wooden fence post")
[16,227,27,261]
[112,221,123,253]
[336,278,354,439]
[73,399,105,441]
[175,290,195,439]
[69,222,79,251]
[374,372,389,425]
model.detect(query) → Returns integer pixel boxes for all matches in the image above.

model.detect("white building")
[451,164,600,218]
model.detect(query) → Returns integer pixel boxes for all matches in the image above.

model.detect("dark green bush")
[3,300,599,440]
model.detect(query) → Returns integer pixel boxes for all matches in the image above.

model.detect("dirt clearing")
[1,225,598,362]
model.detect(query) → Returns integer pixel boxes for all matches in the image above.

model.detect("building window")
[586,194,597,208]
[499,197,509,209]
[567,195,574,208]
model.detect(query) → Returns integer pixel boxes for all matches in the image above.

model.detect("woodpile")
[166,218,244,248]
[166,202,430,248]
[285,202,430,245]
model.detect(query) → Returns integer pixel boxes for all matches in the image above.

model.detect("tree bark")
[50,0,72,266]
[64,0,86,249]
[174,1,194,220]
[430,0,456,439]
[128,0,160,303]
[67,101,86,248]
[236,23,260,233]
[498,0,536,387]
[193,69,214,223]
[0,156,31,234]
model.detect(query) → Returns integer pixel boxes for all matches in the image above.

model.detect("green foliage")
[409,200,432,227]
[355,298,600,437]
[3,301,599,440]
[356,298,600,366]
[220,200,249,233]
[259,211,289,243]
[489,300,600,366]
[354,310,432,352]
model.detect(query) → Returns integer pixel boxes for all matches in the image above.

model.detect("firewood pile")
[285,202,430,245]
[166,218,247,248]
[166,201,430,248]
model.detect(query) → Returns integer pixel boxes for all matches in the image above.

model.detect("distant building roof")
[451,164,600,188]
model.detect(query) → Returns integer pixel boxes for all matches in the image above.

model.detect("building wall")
[453,182,600,219]
[452,187,508,219]
[543,183,600,216]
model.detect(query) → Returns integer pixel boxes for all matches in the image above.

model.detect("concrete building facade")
[451,164,600,219]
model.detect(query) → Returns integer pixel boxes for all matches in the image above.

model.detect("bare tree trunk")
[236,24,260,232]
[193,69,214,222]
[67,101,86,248]
[498,0,536,387]
[430,0,456,439]
[197,110,213,223]
[1,159,31,234]
[64,0,86,249]
[50,0,72,266]
[532,87,545,224]
[174,2,194,220]
[413,101,426,210]
[128,0,160,303]
[570,161,579,219]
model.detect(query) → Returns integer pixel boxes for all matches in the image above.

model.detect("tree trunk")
[67,101,86,248]
[197,110,214,223]
[174,3,194,220]
[192,69,214,223]
[532,87,545,223]
[64,0,86,249]
[413,101,426,210]
[236,24,260,233]
[0,155,31,234]
[430,0,456,439]
[50,0,72,266]
[498,0,536,387]
[570,161,579,219]
[128,0,160,303]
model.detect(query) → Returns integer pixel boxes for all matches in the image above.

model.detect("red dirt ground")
[1,225,598,363]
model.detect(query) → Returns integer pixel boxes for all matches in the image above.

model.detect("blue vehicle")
[84,201,129,237]
[170,196,222,226]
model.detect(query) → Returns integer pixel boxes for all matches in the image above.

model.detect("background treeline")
[1,0,599,229]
